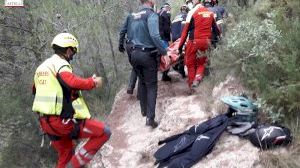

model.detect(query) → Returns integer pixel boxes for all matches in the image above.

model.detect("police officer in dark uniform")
[119,14,137,95]
[204,0,222,48]
[158,3,172,81]
[127,0,169,128]
[171,4,189,78]
[171,5,188,42]
[158,3,171,48]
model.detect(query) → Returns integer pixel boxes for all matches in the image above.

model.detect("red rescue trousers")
[184,39,210,87]
[39,116,111,168]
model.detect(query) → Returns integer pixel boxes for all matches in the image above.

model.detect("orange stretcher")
[159,39,182,72]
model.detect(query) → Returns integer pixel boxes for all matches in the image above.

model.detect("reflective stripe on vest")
[34,95,63,103]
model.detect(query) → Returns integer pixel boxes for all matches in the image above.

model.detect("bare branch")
[0,23,33,35]
[38,41,49,51]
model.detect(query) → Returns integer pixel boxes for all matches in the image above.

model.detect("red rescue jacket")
[179,4,220,49]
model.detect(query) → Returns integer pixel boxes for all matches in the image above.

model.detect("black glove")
[119,44,125,53]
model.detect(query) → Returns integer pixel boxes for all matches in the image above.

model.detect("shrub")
[211,0,300,122]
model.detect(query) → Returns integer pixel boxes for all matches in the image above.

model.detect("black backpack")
[247,124,292,150]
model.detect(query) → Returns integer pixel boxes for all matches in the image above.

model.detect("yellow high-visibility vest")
[32,54,91,119]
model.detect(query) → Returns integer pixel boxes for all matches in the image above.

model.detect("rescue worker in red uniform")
[32,33,111,168]
[178,0,220,92]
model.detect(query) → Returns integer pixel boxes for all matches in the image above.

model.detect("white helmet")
[51,33,79,52]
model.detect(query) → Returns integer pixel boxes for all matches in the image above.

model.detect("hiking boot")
[127,88,134,94]
[161,74,171,81]
[146,118,158,128]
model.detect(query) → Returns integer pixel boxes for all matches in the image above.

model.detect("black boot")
[161,71,171,81]
[146,118,158,128]
[141,111,146,117]
[127,88,134,94]
[174,63,186,78]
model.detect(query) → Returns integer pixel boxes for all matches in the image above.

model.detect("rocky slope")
[89,71,261,168]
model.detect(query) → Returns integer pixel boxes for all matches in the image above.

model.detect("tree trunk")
[100,1,119,78]
[95,38,111,97]
[94,42,109,88]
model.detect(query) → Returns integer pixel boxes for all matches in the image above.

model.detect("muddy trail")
[89,72,261,168]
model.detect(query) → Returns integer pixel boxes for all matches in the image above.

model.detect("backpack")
[247,124,292,149]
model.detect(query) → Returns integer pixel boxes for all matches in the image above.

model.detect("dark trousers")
[162,69,170,77]
[130,49,158,119]
[211,32,219,48]
[128,69,137,91]
[125,42,138,91]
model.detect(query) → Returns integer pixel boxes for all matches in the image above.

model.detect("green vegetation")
[212,0,300,122]
[211,0,300,167]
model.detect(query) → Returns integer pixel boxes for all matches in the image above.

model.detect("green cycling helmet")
[221,96,258,122]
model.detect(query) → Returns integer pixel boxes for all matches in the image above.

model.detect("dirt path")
[89,72,261,168]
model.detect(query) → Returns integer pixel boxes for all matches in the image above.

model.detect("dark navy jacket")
[171,12,187,42]
[158,9,171,42]
[127,5,167,55]
[119,14,133,47]
[208,7,222,21]
[154,114,229,168]
[214,5,227,19]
